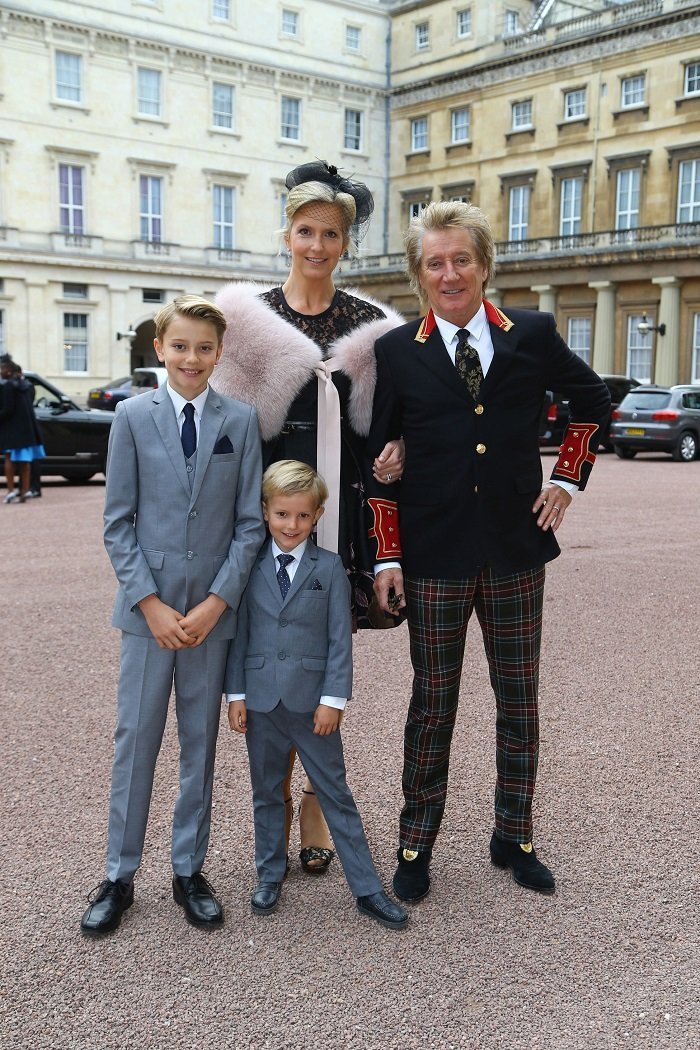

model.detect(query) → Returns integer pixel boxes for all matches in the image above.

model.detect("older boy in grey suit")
[81,295,264,936]
[226,460,408,930]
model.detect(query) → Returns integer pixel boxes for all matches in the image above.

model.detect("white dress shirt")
[227,538,347,710]
[166,383,209,445]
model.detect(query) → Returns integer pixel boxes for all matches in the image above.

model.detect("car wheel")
[671,431,698,463]
[614,445,637,460]
[61,471,97,483]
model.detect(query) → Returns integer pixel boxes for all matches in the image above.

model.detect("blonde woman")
[215,161,404,874]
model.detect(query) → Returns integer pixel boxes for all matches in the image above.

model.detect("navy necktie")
[181,402,196,459]
[455,329,483,401]
[276,553,294,599]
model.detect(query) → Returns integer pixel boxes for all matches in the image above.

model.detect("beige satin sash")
[314,359,342,553]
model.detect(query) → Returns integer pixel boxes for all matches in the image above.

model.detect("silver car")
[610,385,700,462]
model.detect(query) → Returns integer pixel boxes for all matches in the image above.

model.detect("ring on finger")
[386,473,393,481]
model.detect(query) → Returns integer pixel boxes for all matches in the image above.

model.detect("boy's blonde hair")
[262,460,329,508]
[154,294,227,343]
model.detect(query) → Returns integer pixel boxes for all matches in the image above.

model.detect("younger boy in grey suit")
[226,460,408,930]
[81,295,264,936]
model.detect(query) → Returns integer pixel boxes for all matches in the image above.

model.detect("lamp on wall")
[116,327,138,341]
[637,314,666,337]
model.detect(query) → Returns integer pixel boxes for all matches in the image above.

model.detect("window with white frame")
[137,68,162,117]
[567,317,592,365]
[280,96,300,140]
[564,88,586,121]
[451,108,470,144]
[508,185,530,241]
[344,109,363,152]
[415,22,429,50]
[408,201,426,221]
[615,168,640,230]
[560,177,583,237]
[212,82,234,129]
[55,51,82,103]
[627,315,652,382]
[59,164,85,235]
[345,25,361,51]
[281,9,299,36]
[140,175,163,242]
[511,99,532,130]
[693,314,700,382]
[213,184,235,250]
[456,9,471,37]
[63,313,88,373]
[685,63,700,96]
[621,74,646,109]
[411,117,428,152]
[505,9,520,34]
[63,283,88,298]
[678,158,700,223]
[212,0,230,18]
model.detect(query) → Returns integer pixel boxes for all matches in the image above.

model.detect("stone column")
[651,276,681,386]
[588,281,616,374]
[531,284,557,315]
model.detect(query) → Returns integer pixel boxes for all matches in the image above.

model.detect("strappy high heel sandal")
[298,789,335,874]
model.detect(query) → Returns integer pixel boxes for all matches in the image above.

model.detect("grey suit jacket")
[104,384,265,639]
[225,539,352,711]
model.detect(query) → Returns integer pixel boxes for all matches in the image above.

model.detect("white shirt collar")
[271,538,308,562]
[166,382,210,419]
[433,301,487,346]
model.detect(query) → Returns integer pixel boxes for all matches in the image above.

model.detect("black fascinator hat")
[284,160,374,244]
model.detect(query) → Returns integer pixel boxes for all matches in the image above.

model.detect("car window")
[681,392,700,410]
[28,377,64,410]
[131,371,159,390]
[109,376,132,387]
[620,391,671,411]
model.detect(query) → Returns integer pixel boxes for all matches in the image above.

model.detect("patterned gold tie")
[455,329,483,401]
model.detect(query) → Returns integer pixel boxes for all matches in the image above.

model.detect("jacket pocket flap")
[244,655,265,669]
[143,548,165,569]
[301,657,327,671]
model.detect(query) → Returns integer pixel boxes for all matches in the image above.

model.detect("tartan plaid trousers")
[401,566,545,849]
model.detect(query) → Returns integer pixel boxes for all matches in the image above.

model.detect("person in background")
[214,161,405,875]
[0,357,45,504]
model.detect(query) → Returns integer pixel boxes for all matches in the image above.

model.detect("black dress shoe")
[251,881,282,915]
[356,891,409,930]
[80,878,134,936]
[392,847,432,901]
[172,872,224,927]
[489,832,555,894]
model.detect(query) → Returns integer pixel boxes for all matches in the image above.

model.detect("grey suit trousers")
[245,704,382,898]
[106,634,228,882]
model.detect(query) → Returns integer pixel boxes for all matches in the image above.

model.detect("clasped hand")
[138,592,227,650]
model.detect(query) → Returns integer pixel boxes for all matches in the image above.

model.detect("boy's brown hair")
[154,294,227,343]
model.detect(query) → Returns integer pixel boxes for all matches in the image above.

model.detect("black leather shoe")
[490,832,555,894]
[80,878,134,936]
[251,881,282,915]
[357,890,409,930]
[392,847,432,901]
[172,872,224,927]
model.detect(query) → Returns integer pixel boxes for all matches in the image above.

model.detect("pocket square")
[311,579,323,590]
[213,435,234,455]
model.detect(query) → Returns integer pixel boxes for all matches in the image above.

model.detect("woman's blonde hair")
[283,181,357,254]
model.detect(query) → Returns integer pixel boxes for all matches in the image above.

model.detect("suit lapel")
[257,545,281,604]
[282,543,319,607]
[150,389,191,499]
[482,322,517,395]
[190,390,225,506]
[416,327,470,401]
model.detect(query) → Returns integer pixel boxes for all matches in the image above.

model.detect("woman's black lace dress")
[259,286,385,629]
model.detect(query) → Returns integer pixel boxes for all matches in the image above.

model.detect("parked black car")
[540,374,641,452]
[86,375,132,411]
[0,372,114,481]
[610,385,700,462]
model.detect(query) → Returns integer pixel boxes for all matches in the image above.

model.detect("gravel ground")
[1,453,698,1050]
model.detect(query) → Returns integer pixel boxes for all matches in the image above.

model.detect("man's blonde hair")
[404,201,495,306]
[262,460,329,508]
[154,294,227,343]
